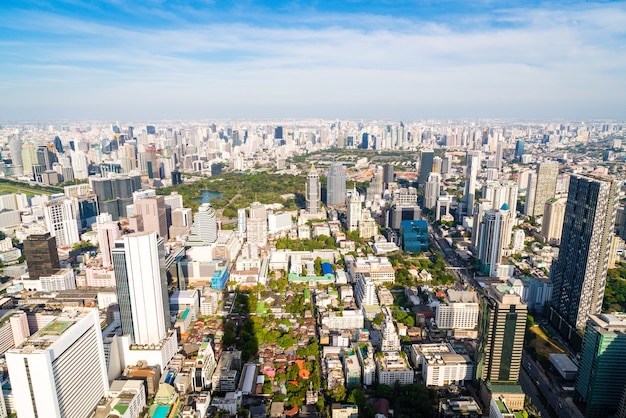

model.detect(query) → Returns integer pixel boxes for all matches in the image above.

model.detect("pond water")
[198,190,223,204]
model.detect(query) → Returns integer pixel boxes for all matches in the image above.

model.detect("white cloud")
[0,3,625,119]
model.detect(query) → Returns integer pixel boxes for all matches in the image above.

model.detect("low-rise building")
[376,351,413,386]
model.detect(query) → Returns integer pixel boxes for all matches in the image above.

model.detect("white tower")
[6,308,109,418]
[112,232,170,345]
[43,197,80,247]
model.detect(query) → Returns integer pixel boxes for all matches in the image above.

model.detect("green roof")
[114,405,129,414]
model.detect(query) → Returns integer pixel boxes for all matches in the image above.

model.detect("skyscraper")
[112,232,170,345]
[188,203,218,245]
[346,187,363,232]
[477,207,512,277]
[476,285,526,383]
[96,213,122,267]
[525,161,558,217]
[43,197,80,247]
[424,171,441,210]
[6,308,109,418]
[23,232,61,281]
[461,150,481,218]
[326,162,346,207]
[541,198,566,245]
[133,196,169,240]
[550,174,619,332]
[418,149,434,186]
[575,313,626,418]
[306,164,321,214]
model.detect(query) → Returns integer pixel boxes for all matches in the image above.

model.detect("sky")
[0,0,625,121]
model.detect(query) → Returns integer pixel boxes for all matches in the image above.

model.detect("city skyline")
[1,1,625,121]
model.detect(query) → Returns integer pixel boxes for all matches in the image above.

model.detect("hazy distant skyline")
[1,1,625,121]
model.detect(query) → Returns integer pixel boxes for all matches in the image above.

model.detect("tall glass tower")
[326,162,346,207]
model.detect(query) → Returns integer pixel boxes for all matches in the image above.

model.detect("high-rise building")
[112,232,170,345]
[24,232,61,281]
[21,143,37,175]
[575,313,626,418]
[418,150,434,186]
[383,163,395,188]
[133,196,168,240]
[346,188,363,232]
[550,174,619,332]
[237,208,247,237]
[306,165,321,214]
[43,197,80,247]
[326,162,347,207]
[6,308,109,418]
[541,198,566,245]
[476,285,526,383]
[514,140,524,159]
[525,161,558,217]
[424,171,441,210]
[494,141,504,171]
[188,203,217,245]
[461,151,481,218]
[477,207,512,276]
[96,213,122,267]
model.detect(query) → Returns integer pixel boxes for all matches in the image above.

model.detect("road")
[519,365,553,418]
[522,351,583,418]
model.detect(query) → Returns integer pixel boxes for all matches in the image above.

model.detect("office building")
[188,203,218,245]
[461,151,481,218]
[525,161,558,217]
[43,197,80,247]
[23,232,60,281]
[418,149,434,186]
[575,313,626,418]
[550,174,619,332]
[477,207,512,276]
[327,162,347,207]
[306,164,321,214]
[476,285,526,383]
[112,232,170,345]
[400,220,429,253]
[6,308,108,418]
[133,196,168,240]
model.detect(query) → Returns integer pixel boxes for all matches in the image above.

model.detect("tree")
[329,384,346,402]
[314,257,323,276]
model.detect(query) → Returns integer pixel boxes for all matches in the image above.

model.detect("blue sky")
[1,0,625,121]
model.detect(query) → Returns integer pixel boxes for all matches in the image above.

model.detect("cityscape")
[1,1,626,418]
[0,118,622,418]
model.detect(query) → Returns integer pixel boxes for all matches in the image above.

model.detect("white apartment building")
[43,197,80,247]
[354,342,376,386]
[39,268,76,292]
[410,343,473,387]
[435,290,479,330]
[0,310,29,356]
[354,273,379,308]
[321,310,364,330]
[376,351,413,386]
[346,255,395,284]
